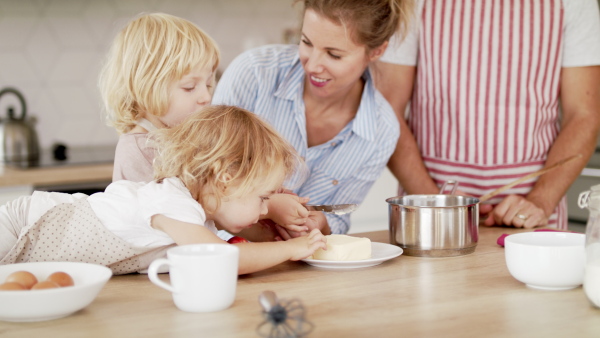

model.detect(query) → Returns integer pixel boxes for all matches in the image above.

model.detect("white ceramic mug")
[148,244,239,312]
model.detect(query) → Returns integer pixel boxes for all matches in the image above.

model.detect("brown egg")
[31,280,60,290]
[47,271,74,287]
[0,282,27,291]
[5,271,38,289]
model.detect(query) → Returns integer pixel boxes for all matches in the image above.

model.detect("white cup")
[148,244,239,312]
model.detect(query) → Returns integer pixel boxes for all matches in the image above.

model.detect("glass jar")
[579,184,600,308]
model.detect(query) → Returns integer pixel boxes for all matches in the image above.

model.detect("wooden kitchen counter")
[0,163,113,188]
[2,226,600,337]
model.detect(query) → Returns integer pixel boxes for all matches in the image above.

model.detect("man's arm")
[526,66,600,218]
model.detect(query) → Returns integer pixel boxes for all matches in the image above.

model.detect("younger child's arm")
[152,214,224,245]
[152,215,327,275]
[233,229,326,274]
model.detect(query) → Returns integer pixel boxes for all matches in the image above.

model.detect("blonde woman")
[98,12,220,183]
[0,106,326,275]
[214,0,413,236]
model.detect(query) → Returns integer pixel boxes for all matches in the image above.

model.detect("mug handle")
[148,258,175,293]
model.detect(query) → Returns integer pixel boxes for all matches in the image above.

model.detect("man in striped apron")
[377,0,600,229]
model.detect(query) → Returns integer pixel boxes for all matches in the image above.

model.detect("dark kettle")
[0,88,40,167]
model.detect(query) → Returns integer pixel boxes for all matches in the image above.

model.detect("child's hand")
[287,229,327,261]
[265,193,310,232]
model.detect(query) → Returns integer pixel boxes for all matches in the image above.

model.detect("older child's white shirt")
[85,177,217,248]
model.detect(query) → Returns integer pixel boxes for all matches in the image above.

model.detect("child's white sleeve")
[138,178,208,228]
[0,196,31,259]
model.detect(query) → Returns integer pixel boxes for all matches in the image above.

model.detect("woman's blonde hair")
[98,13,220,134]
[294,0,414,51]
[152,105,302,212]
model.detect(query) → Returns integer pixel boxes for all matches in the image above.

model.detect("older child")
[0,105,327,275]
[98,12,220,183]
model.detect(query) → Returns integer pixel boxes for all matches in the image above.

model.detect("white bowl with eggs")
[0,261,112,322]
[504,232,585,291]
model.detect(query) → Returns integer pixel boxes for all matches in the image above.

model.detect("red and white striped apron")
[410,0,567,229]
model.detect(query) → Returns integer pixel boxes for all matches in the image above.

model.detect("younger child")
[0,105,327,275]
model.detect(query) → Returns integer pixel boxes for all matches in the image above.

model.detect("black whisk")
[256,290,314,338]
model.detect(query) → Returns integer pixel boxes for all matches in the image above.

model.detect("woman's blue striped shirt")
[213,44,399,234]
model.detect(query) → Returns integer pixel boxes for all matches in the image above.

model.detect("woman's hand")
[481,194,548,228]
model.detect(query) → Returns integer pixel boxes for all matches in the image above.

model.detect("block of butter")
[312,235,372,261]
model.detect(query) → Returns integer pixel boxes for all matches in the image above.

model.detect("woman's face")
[298,9,383,100]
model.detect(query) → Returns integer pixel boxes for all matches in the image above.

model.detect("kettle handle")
[0,87,27,121]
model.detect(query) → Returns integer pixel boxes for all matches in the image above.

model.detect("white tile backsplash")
[0,0,301,149]
[0,0,45,16]
[26,25,61,76]
[0,52,39,83]
[44,0,88,16]
[46,17,96,48]
[0,17,37,49]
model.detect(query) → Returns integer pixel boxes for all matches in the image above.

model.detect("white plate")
[302,242,403,269]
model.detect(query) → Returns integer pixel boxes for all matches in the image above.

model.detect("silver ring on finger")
[516,214,528,221]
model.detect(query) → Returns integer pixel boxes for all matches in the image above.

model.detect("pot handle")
[439,180,459,195]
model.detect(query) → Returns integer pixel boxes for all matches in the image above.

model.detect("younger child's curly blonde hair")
[152,105,302,212]
[98,13,220,134]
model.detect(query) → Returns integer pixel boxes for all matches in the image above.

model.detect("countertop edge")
[0,163,114,188]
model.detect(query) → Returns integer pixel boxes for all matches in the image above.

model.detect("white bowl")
[505,232,585,290]
[0,262,112,322]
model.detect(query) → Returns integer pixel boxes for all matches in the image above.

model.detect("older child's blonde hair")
[98,13,220,134]
[152,105,302,212]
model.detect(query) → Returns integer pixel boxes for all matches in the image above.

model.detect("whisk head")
[256,291,314,338]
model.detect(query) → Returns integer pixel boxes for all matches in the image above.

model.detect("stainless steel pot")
[386,181,479,257]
